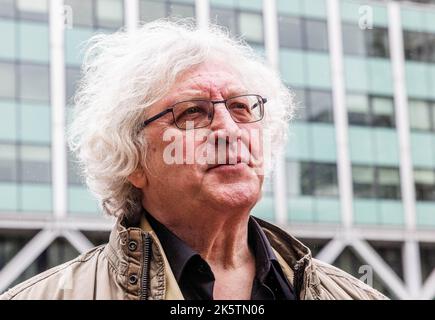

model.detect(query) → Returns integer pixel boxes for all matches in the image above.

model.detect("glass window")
[17,0,47,21]
[0,0,15,17]
[377,167,401,199]
[0,100,16,141]
[280,49,305,86]
[19,64,50,102]
[370,243,404,280]
[427,33,435,63]
[174,0,196,5]
[20,103,50,143]
[306,52,331,88]
[169,3,195,18]
[34,239,80,273]
[421,243,435,281]
[286,161,301,196]
[372,96,394,127]
[20,183,52,211]
[403,31,426,62]
[140,0,167,22]
[0,182,18,211]
[301,162,314,196]
[431,102,435,130]
[352,165,375,198]
[414,168,435,201]
[409,99,431,131]
[239,12,263,44]
[21,159,51,183]
[342,23,365,56]
[18,21,49,63]
[278,16,303,49]
[292,88,307,121]
[68,185,98,214]
[0,62,15,99]
[96,0,124,29]
[64,0,93,27]
[20,145,51,183]
[305,19,328,52]
[310,125,337,162]
[313,163,338,197]
[0,144,17,182]
[210,7,237,36]
[0,19,16,60]
[66,67,80,105]
[365,28,389,58]
[68,153,83,185]
[347,93,369,126]
[17,0,47,13]
[308,90,333,123]
[65,28,95,66]
[298,162,339,197]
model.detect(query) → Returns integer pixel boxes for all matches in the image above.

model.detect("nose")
[209,102,240,135]
[207,103,243,164]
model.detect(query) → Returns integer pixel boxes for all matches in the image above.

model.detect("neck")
[144,201,253,270]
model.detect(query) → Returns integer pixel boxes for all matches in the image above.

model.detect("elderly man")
[1,20,386,300]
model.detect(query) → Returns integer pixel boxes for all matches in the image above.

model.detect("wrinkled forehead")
[146,60,259,115]
[168,61,249,99]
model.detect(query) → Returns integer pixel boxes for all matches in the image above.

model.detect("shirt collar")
[145,211,200,282]
[248,216,279,283]
[145,210,278,284]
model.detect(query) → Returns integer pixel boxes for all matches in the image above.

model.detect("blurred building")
[0,0,434,299]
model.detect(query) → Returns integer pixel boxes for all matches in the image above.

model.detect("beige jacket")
[0,216,388,300]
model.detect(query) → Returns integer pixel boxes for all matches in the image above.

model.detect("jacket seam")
[315,264,385,297]
[104,243,122,275]
[322,274,384,298]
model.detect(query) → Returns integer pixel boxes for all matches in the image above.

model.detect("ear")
[127,167,147,189]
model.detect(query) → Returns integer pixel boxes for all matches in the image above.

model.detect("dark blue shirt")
[146,212,296,300]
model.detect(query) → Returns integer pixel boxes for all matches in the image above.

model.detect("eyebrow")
[225,88,250,98]
[172,88,250,103]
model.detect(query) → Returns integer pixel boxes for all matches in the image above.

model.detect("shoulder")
[311,258,388,300]
[0,245,106,300]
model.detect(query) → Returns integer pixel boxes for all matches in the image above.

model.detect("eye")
[229,102,250,110]
[175,104,209,123]
[185,106,201,114]
[182,106,206,116]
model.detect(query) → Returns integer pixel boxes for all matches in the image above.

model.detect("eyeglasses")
[139,94,267,131]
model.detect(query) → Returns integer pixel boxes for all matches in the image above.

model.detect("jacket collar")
[255,218,321,299]
[104,214,320,300]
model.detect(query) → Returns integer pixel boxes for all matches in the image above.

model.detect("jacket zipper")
[141,233,152,300]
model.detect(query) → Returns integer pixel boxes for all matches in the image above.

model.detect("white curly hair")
[68,19,295,222]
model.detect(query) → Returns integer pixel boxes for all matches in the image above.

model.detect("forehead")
[168,61,247,99]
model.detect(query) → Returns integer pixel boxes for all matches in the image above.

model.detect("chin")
[209,183,261,210]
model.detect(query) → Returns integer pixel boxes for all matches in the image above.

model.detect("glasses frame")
[138,94,267,131]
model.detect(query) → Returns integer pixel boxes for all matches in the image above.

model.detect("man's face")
[139,61,265,215]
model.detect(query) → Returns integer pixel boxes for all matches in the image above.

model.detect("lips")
[207,154,251,171]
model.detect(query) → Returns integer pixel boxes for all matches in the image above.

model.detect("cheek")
[242,126,264,159]
[145,132,170,171]
[159,133,201,173]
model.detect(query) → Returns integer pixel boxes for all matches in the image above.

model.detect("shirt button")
[128,240,138,252]
[129,274,138,285]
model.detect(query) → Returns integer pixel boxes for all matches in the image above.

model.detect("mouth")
[207,162,247,174]
[207,155,249,171]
